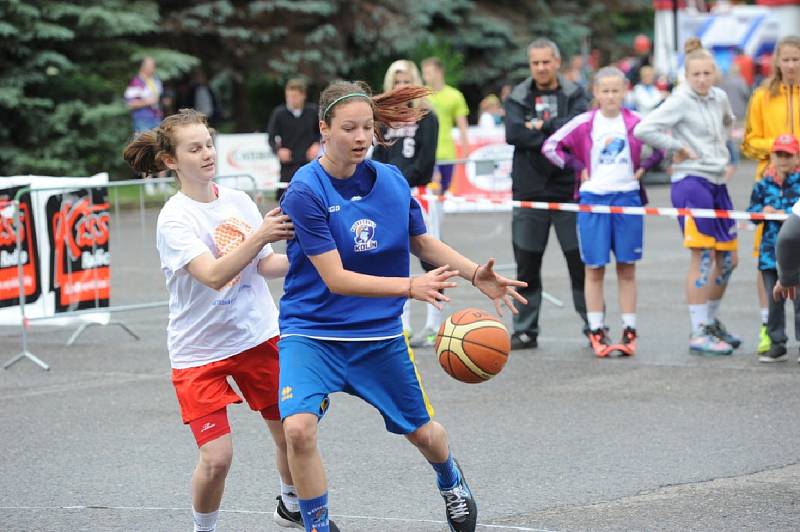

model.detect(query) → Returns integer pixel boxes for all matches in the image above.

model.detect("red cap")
[772,134,800,155]
[634,34,651,54]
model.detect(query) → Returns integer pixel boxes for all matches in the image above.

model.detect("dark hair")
[122,108,212,176]
[318,80,430,145]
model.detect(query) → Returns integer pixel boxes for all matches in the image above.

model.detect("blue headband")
[323,92,369,120]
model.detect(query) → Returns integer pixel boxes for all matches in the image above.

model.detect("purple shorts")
[671,175,737,249]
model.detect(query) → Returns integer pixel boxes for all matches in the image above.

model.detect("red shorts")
[171,337,281,424]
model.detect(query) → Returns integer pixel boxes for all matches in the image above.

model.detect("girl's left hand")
[634,168,645,181]
[472,258,528,316]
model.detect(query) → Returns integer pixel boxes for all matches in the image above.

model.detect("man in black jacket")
[267,78,320,200]
[504,38,590,349]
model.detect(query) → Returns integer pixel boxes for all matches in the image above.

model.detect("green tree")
[0,0,197,176]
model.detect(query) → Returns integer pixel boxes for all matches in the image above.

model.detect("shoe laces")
[442,484,471,521]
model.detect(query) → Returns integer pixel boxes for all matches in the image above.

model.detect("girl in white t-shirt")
[123,109,301,532]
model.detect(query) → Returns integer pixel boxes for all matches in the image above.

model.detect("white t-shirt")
[156,186,279,369]
[582,113,638,195]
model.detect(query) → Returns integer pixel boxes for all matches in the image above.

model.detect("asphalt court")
[2,160,800,531]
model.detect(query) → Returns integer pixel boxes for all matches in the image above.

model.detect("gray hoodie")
[634,84,734,184]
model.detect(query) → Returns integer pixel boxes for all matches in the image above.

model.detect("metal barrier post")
[3,197,50,370]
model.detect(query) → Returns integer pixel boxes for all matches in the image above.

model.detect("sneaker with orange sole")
[589,328,613,357]
[615,326,637,356]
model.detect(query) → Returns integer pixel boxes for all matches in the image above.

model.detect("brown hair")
[318,80,430,145]
[767,36,800,97]
[683,37,702,55]
[122,108,212,176]
[286,77,307,93]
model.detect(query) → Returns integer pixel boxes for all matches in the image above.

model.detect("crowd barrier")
[1,174,258,370]
[2,160,778,371]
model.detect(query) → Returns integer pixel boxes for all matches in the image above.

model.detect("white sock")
[280,480,300,512]
[707,299,721,322]
[760,307,769,325]
[621,313,636,329]
[424,303,443,331]
[193,508,218,532]
[587,312,604,331]
[401,299,411,333]
[689,304,708,334]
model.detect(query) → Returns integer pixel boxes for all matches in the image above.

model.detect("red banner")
[0,188,41,307]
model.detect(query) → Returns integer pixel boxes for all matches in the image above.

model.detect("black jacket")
[504,76,590,201]
[372,112,439,188]
[266,103,320,179]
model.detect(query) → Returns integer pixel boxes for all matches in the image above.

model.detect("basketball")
[435,308,511,383]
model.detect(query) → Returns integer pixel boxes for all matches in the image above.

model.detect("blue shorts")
[278,335,434,434]
[578,190,643,267]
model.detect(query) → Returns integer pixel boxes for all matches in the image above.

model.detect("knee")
[198,446,232,479]
[282,415,318,454]
[405,421,442,451]
[586,266,605,281]
[616,264,635,282]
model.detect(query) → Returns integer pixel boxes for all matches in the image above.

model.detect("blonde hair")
[684,47,716,73]
[683,37,702,55]
[123,109,212,177]
[767,36,800,97]
[383,60,423,92]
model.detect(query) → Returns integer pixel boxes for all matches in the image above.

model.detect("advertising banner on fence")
[214,133,280,191]
[0,174,110,326]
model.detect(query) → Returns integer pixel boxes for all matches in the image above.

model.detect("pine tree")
[0,0,198,177]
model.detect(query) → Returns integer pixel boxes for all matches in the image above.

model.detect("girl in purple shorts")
[635,46,741,355]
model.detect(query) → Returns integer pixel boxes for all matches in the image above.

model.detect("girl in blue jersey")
[278,80,527,532]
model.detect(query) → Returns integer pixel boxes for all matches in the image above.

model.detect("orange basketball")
[435,308,510,383]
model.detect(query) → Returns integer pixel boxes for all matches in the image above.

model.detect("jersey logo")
[328,205,340,213]
[351,218,378,252]
[599,136,627,164]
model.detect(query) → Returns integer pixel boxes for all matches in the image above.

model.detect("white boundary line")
[0,505,559,531]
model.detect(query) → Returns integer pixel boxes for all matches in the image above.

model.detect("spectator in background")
[504,37,591,350]
[189,69,220,126]
[125,56,163,134]
[421,57,470,193]
[478,94,504,128]
[747,135,800,363]
[499,82,513,103]
[630,65,665,115]
[371,59,441,345]
[626,34,653,86]
[718,64,750,126]
[741,35,800,356]
[125,56,166,194]
[267,78,321,201]
[563,55,588,89]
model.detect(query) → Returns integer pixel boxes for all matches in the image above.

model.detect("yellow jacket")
[742,83,800,178]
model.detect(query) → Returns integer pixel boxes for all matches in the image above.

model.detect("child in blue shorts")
[278,80,526,532]
[543,66,662,356]
[747,134,800,362]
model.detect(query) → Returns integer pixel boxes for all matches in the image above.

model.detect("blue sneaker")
[709,319,741,349]
[439,460,477,532]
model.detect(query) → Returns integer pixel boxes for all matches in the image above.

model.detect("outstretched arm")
[411,234,527,315]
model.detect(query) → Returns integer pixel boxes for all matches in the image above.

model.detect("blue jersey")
[280,159,425,338]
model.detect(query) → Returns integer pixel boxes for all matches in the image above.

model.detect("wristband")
[471,266,479,286]
[408,277,414,299]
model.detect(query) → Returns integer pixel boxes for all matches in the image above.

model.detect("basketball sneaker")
[758,342,787,363]
[757,324,771,354]
[589,328,613,357]
[708,319,741,348]
[689,326,733,355]
[410,327,437,348]
[439,460,477,532]
[273,496,303,529]
[617,327,637,356]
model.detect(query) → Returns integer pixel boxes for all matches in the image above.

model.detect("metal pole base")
[66,320,141,347]
[3,350,50,371]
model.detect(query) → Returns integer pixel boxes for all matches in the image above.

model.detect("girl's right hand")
[258,207,294,243]
[409,265,459,309]
[580,169,589,182]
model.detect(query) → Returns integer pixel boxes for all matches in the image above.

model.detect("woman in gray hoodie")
[635,47,739,356]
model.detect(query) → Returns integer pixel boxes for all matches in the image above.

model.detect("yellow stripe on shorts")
[404,332,435,418]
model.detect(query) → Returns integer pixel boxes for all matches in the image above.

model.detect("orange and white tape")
[413,193,789,222]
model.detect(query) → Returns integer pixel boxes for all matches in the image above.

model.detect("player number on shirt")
[403,137,416,159]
